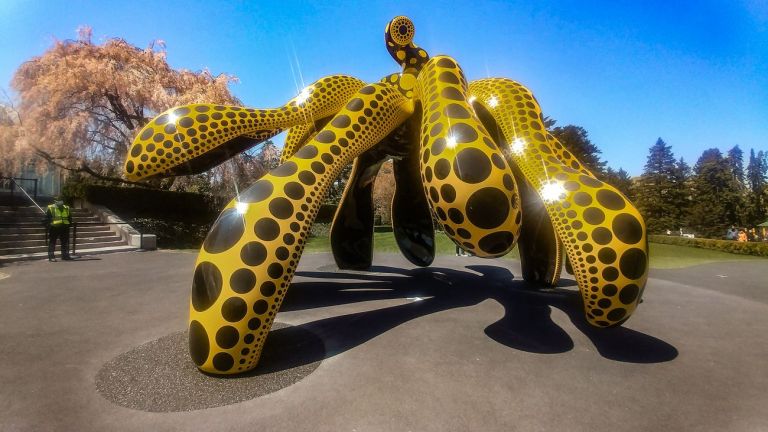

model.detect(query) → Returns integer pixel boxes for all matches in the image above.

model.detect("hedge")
[74,184,342,248]
[131,217,212,249]
[649,235,768,257]
[309,223,393,238]
[84,185,218,223]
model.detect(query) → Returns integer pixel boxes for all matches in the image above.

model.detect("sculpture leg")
[468,78,649,327]
[330,114,435,269]
[513,166,563,286]
[391,116,435,266]
[330,149,387,270]
[414,56,522,258]
[471,101,562,286]
[189,83,412,374]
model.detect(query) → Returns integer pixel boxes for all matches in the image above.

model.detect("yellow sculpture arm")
[468,78,648,326]
[124,75,365,180]
[281,123,315,163]
[415,56,523,257]
[190,84,411,373]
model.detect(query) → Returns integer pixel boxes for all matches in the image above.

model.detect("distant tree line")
[543,120,767,239]
[634,140,767,238]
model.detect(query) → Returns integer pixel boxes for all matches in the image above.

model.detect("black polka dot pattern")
[467,75,649,328]
[240,242,267,266]
[204,209,245,254]
[254,218,280,241]
[240,180,273,203]
[466,188,509,229]
[230,269,256,294]
[191,262,222,312]
[188,320,209,366]
[453,148,492,184]
[124,74,366,180]
[415,56,521,258]
[221,297,247,322]
[212,352,234,372]
[167,24,651,375]
[215,326,239,349]
[184,79,413,374]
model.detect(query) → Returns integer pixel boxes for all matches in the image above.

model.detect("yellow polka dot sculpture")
[124,16,649,375]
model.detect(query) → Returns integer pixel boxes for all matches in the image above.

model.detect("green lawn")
[645,242,765,268]
[305,231,519,258]
[305,232,765,269]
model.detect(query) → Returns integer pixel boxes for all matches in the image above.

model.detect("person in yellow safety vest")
[43,197,73,261]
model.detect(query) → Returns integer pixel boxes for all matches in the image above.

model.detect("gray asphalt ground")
[0,250,766,432]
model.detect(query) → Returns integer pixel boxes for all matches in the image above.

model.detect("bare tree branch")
[33,146,153,187]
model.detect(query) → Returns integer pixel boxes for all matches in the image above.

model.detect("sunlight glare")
[295,85,313,105]
[540,181,566,203]
[446,135,458,149]
[511,137,525,155]
[235,201,249,215]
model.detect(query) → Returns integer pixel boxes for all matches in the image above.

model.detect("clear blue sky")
[1,0,766,175]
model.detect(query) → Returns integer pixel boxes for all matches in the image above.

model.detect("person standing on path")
[43,198,73,261]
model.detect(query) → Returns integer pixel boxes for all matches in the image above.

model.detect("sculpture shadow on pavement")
[287,263,678,365]
[96,261,676,412]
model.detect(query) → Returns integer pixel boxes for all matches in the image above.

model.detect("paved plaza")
[0,250,766,431]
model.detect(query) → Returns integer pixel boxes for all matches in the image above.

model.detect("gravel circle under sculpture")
[96,322,324,412]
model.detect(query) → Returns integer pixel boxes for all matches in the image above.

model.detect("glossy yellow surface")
[469,79,648,326]
[124,16,648,374]
[415,57,522,257]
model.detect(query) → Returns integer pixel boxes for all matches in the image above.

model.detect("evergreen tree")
[726,145,747,225]
[542,115,557,130]
[634,138,688,233]
[550,125,607,175]
[603,167,635,201]
[688,148,742,238]
[746,149,767,225]
[674,157,692,226]
[727,145,745,185]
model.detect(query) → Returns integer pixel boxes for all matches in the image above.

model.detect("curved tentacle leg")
[329,148,388,269]
[513,163,563,285]
[280,116,335,163]
[471,101,562,286]
[541,126,602,280]
[330,114,435,269]
[278,76,365,163]
[392,115,435,266]
[414,56,522,257]
[468,78,649,327]
[124,75,365,180]
[281,123,314,163]
[188,83,411,374]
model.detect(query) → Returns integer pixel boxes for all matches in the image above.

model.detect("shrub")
[310,222,331,238]
[649,235,768,257]
[131,217,212,249]
[316,204,337,223]
[84,185,218,223]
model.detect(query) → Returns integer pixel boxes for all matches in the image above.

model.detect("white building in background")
[13,165,64,198]
[0,104,64,200]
